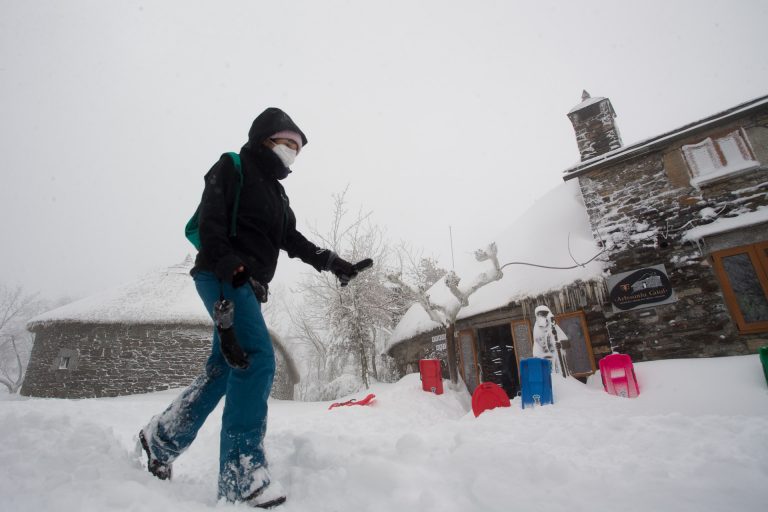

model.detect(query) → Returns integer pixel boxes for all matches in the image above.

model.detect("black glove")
[249,278,269,303]
[232,267,250,288]
[327,252,374,287]
[213,299,249,369]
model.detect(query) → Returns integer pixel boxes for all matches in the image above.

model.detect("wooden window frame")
[456,328,480,392]
[53,348,78,371]
[509,319,533,371]
[554,310,597,378]
[711,241,768,334]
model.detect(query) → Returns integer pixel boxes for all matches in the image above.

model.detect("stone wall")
[388,328,443,378]
[574,109,768,361]
[21,322,297,399]
[272,353,295,400]
[568,99,623,161]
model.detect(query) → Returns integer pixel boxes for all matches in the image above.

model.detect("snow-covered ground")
[2,355,767,512]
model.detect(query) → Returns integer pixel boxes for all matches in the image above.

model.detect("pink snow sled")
[328,393,376,410]
[599,353,640,398]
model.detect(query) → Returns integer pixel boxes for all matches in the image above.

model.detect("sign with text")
[607,264,675,313]
[431,333,447,357]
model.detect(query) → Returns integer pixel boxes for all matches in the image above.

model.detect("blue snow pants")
[146,271,276,501]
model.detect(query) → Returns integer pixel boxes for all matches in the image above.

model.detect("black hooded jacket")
[192,108,330,285]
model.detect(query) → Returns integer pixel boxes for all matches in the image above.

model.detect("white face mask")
[272,144,297,168]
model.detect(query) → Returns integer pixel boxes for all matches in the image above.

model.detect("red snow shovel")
[328,393,376,410]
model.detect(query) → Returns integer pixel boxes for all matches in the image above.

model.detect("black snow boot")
[244,482,287,509]
[138,430,173,481]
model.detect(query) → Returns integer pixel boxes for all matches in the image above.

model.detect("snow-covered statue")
[532,305,570,376]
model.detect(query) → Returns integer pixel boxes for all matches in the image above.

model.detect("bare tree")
[0,284,39,393]
[0,336,25,393]
[387,243,504,386]
[280,290,332,382]
[393,244,448,325]
[395,242,447,292]
[293,188,405,390]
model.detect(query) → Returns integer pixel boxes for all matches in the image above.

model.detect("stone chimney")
[567,90,623,161]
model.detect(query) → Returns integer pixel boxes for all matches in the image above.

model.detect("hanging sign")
[431,333,447,353]
[607,264,675,312]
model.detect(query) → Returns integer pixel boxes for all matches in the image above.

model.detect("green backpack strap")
[227,152,243,238]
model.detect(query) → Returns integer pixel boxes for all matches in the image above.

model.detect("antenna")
[449,226,455,270]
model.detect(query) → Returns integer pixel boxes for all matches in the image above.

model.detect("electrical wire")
[500,248,607,271]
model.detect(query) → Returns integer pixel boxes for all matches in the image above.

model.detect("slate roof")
[563,94,768,180]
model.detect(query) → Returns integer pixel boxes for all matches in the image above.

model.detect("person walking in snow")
[138,108,369,509]
[532,305,569,376]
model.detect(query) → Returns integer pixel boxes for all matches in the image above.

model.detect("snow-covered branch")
[387,243,502,388]
[386,272,449,326]
[387,242,504,324]
[444,243,504,308]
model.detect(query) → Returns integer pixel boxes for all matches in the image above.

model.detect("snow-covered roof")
[563,94,768,179]
[387,180,605,350]
[28,257,211,328]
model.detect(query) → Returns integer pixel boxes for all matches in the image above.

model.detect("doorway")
[476,324,519,398]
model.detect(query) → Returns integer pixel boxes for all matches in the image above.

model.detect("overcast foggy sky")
[1,0,767,301]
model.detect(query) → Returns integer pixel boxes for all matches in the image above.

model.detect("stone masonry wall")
[21,323,212,398]
[570,101,623,161]
[21,322,297,399]
[575,109,768,361]
[389,328,443,378]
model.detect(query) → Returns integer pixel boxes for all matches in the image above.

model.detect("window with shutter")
[681,128,760,186]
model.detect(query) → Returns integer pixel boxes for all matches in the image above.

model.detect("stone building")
[386,92,768,395]
[21,258,300,399]
[566,92,768,361]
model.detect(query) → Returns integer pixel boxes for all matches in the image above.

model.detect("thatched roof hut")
[21,257,300,399]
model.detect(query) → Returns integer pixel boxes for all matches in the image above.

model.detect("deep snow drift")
[2,355,767,512]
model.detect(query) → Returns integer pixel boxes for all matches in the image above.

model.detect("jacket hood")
[243,107,308,152]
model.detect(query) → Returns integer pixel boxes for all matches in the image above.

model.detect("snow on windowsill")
[683,206,768,242]
[690,161,762,188]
